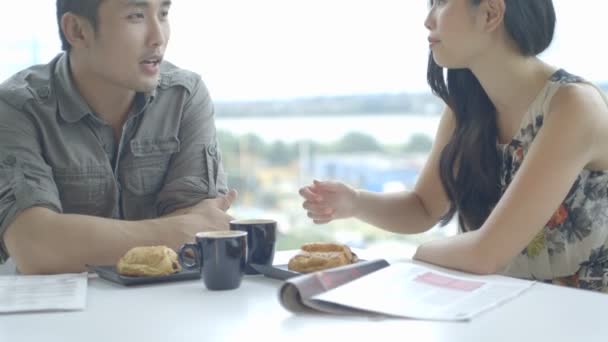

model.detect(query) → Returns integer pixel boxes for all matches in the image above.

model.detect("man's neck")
[68,52,135,127]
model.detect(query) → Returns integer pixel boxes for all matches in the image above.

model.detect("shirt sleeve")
[0,100,62,263]
[156,78,228,216]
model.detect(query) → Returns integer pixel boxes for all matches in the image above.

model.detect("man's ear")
[480,0,506,33]
[60,13,95,49]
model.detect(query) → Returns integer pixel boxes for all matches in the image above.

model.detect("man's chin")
[135,79,159,93]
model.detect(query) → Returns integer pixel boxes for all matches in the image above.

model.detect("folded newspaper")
[0,273,88,314]
[279,259,535,321]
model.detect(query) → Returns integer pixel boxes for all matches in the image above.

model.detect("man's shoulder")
[158,61,204,94]
[0,55,60,110]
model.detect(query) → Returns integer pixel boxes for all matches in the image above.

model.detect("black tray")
[251,263,300,280]
[251,258,366,281]
[89,265,201,286]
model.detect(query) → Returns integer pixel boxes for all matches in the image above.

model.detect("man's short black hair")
[56,0,103,51]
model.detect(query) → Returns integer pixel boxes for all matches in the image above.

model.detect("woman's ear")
[60,13,94,49]
[480,0,506,33]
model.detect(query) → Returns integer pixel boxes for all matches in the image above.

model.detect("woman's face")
[424,0,490,69]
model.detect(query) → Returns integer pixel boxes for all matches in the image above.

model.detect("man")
[0,0,236,274]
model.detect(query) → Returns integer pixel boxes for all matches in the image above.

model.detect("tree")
[403,133,433,153]
[334,132,382,153]
[240,133,267,157]
[217,130,239,155]
[217,130,239,169]
[266,141,295,165]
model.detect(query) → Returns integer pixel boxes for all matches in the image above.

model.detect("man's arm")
[5,192,234,274]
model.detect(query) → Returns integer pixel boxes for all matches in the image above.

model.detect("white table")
[1,251,608,342]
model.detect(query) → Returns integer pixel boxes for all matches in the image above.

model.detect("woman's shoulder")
[548,69,606,110]
[552,83,605,112]
[546,70,608,126]
[545,71,608,168]
[524,70,605,132]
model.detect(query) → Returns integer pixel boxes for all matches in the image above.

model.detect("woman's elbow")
[470,245,510,275]
[468,261,501,275]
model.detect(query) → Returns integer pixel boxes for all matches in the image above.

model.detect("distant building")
[311,153,424,192]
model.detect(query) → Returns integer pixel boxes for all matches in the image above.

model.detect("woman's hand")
[299,180,359,224]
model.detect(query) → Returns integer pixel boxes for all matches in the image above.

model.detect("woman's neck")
[469,51,556,117]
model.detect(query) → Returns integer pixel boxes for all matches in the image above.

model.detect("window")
[2,1,606,258]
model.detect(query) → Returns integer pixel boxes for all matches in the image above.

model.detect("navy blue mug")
[178,231,248,290]
[230,219,277,275]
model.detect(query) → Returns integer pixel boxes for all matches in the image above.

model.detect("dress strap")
[541,70,607,118]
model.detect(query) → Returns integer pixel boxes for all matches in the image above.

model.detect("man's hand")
[186,189,238,229]
[166,190,238,248]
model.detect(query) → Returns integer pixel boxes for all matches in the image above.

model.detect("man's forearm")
[3,207,187,274]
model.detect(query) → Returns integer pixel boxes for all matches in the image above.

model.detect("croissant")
[287,242,358,273]
[116,246,182,277]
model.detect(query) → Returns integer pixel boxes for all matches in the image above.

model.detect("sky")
[1,0,607,101]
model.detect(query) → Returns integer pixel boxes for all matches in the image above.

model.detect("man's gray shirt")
[0,53,227,262]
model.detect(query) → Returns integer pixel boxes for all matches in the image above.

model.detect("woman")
[299,0,608,292]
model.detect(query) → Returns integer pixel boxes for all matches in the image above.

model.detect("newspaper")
[279,260,534,321]
[0,273,88,314]
[279,259,390,316]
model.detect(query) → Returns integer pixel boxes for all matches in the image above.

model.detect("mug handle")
[178,243,201,271]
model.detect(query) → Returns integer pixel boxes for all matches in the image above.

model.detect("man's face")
[83,0,172,93]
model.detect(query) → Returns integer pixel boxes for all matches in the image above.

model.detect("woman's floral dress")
[498,70,608,292]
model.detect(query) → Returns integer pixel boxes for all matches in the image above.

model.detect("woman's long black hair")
[429,0,556,230]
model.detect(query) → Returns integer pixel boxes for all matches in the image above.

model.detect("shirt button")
[36,87,50,99]
[207,145,217,156]
[3,155,17,166]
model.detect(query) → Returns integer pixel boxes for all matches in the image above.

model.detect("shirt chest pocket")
[123,137,180,196]
[53,170,110,215]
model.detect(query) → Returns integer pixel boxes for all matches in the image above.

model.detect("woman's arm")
[414,84,608,274]
[352,106,456,233]
[301,106,455,234]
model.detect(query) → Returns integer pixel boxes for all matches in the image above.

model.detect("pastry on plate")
[116,246,182,277]
[287,242,358,273]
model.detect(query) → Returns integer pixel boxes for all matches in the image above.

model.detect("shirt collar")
[54,53,156,124]
[54,53,92,124]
